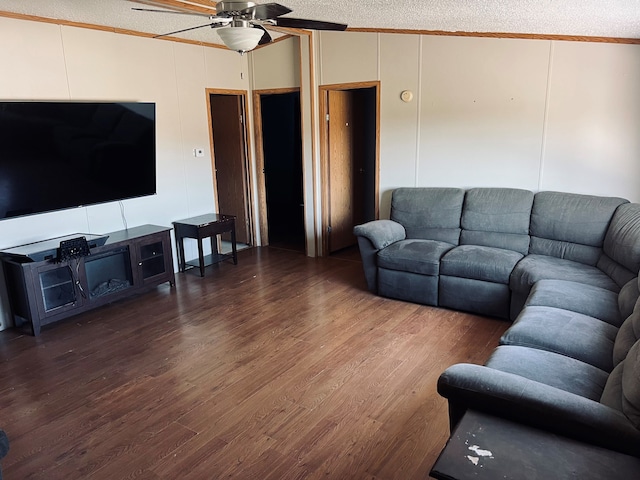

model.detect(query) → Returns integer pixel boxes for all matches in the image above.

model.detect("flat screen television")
[0,101,156,220]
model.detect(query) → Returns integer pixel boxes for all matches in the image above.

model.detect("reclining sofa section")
[354,187,635,320]
[355,187,640,462]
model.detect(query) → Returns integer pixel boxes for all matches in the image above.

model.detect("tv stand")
[0,225,175,336]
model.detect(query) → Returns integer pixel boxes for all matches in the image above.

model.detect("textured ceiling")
[1,0,639,46]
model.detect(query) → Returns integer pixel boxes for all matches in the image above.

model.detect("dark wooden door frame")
[206,88,256,246]
[319,81,381,256]
[252,87,302,248]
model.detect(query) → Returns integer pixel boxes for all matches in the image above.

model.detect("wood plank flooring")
[0,247,509,479]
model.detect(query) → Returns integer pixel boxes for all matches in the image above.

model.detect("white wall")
[318,31,640,218]
[251,37,300,90]
[541,41,640,197]
[378,34,421,211]
[0,16,249,328]
[319,31,379,85]
[418,36,549,190]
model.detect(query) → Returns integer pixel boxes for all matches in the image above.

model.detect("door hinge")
[326,114,329,122]
[327,226,332,233]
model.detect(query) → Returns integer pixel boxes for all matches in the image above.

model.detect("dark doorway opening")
[260,91,304,252]
[352,87,378,226]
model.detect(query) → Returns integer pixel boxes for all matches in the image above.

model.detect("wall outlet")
[194,148,205,158]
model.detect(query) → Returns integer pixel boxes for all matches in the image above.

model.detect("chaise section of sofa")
[500,273,640,369]
[524,279,628,326]
[438,269,640,460]
[437,343,640,457]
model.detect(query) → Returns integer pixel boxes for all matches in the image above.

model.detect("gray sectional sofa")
[353,187,640,461]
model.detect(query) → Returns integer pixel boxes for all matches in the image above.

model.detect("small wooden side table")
[173,213,238,277]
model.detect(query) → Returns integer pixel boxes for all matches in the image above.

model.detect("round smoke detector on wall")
[400,90,413,103]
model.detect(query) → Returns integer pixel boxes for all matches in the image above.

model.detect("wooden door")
[210,94,251,244]
[327,90,355,253]
[321,82,379,256]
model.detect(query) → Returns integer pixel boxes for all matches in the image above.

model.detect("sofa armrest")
[353,220,405,250]
[353,221,405,293]
[438,363,640,457]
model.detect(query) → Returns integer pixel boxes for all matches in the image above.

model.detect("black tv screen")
[0,101,156,220]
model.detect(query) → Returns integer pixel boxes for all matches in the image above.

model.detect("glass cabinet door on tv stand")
[134,234,173,287]
[34,260,85,320]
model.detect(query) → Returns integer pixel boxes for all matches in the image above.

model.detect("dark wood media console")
[1,225,175,336]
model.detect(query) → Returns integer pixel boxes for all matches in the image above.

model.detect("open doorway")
[254,89,305,253]
[207,90,254,249]
[321,82,379,256]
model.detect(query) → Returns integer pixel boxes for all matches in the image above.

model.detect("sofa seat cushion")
[601,339,640,429]
[440,245,523,284]
[486,345,609,401]
[510,254,620,295]
[501,306,619,372]
[377,239,454,276]
[525,279,623,327]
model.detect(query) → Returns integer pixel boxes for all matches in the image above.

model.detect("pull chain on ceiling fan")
[133,1,348,54]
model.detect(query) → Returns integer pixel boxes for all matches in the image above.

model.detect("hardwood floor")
[0,247,509,479]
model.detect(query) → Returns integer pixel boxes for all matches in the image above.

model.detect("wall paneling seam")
[538,40,555,191]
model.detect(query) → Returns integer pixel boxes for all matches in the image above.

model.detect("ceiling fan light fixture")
[217,26,263,54]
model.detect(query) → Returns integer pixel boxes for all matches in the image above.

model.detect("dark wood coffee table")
[173,213,238,277]
[430,409,640,480]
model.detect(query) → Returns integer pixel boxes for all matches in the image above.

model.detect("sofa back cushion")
[391,188,465,244]
[598,203,640,288]
[618,277,640,320]
[613,295,640,367]
[460,188,534,255]
[601,339,640,429]
[529,191,628,266]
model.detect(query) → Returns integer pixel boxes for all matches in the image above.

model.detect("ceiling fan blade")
[154,23,220,39]
[274,18,348,31]
[253,24,273,45]
[247,3,292,20]
[132,7,213,18]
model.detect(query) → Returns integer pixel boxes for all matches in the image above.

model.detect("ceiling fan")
[133,1,348,54]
